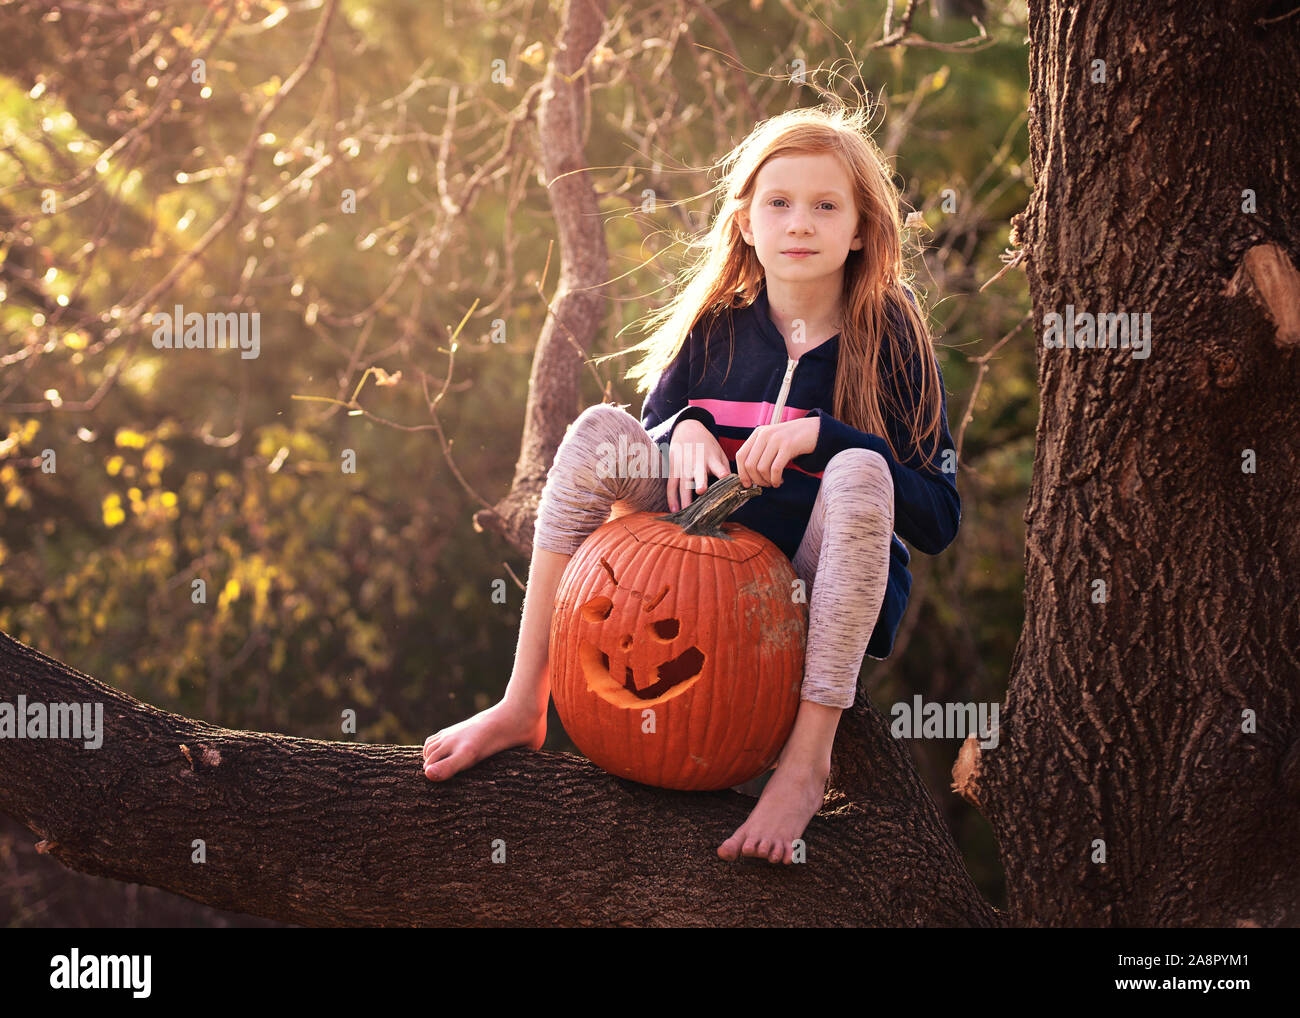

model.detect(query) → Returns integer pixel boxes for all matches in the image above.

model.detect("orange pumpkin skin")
[548,478,807,791]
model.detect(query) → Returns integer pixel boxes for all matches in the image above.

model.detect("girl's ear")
[734,207,753,245]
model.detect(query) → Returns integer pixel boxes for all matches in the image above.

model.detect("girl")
[423,104,961,865]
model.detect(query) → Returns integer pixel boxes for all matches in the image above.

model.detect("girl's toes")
[719,825,750,861]
[424,757,450,780]
[426,744,474,780]
[423,742,453,769]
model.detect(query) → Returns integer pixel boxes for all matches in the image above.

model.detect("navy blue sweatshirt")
[639,283,961,660]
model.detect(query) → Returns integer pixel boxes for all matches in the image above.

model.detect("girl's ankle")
[501,689,548,719]
[776,752,832,781]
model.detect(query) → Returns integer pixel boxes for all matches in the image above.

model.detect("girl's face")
[735,152,863,285]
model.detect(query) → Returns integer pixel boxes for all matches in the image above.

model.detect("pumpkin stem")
[658,474,762,537]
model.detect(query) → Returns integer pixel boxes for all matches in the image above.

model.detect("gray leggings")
[533,403,895,710]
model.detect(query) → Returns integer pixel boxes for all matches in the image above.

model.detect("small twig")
[1257,4,1300,25]
[980,247,1027,292]
[955,310,1033,461]
[502,560,527,592]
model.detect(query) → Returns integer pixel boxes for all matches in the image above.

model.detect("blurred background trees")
[1,0,1033,924]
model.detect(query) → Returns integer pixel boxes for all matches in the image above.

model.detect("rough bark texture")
[0,630,998,927]
[473,0,612,555]
[953,0,1300,925]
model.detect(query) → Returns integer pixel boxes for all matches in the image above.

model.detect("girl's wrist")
[802,414,821,455]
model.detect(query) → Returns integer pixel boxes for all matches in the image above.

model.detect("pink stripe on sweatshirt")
[690,397,814,429]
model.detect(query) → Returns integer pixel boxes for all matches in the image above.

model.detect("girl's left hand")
[734,416,820,489]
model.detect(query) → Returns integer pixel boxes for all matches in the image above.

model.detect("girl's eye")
[769,198,836,210]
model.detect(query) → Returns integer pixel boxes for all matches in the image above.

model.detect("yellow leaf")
[102,494,125,527]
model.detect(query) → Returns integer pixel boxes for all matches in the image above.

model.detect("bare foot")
[717,760,829,864]
[422,697,547,781]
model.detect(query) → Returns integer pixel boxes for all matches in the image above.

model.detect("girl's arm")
[796,318,961,556]
[640,329,717,446]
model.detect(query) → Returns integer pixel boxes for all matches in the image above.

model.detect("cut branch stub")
[1224,243,1300,347]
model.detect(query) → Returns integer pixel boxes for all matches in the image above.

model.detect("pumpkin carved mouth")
[578,595,705,703]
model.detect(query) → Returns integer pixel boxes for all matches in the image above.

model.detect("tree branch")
[0,629,1001,927]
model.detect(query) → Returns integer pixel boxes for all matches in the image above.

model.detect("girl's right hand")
[667,419,731,511]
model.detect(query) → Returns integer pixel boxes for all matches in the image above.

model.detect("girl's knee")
[820,448,893,527]
[825,445,888,476]
[550,401,662,500]
[824,448,892,495]
[569,400,637,438]
[553,402,640,466]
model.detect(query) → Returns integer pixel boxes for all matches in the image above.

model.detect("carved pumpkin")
[548,475,807,790]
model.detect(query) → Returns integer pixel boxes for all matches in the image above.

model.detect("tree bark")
[0,630,998,927]
[473,0,612,555]
[953,0,1300,925]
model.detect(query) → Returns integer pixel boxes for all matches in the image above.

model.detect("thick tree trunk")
[953,0,1300,925]
[0,630,998,927]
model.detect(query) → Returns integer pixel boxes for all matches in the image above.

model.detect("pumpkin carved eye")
[582,596,613,622]
[650,618,679,640]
